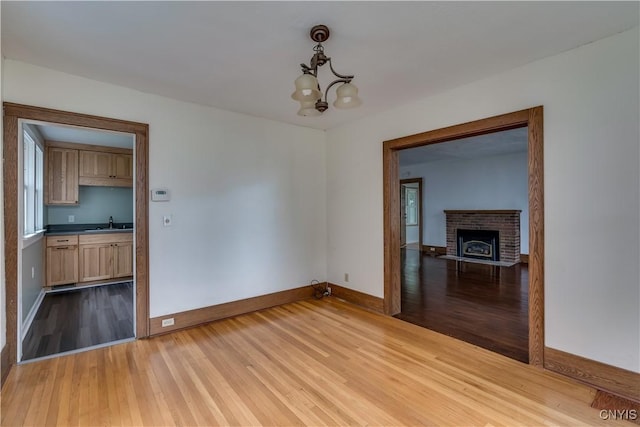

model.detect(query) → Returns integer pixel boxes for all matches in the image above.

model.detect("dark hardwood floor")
[22,282,134,361]
[395,249,529,363]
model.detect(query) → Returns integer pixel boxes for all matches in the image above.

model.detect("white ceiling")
[2,2,638,131]
[33,123,134,149]
[398,127,528,166]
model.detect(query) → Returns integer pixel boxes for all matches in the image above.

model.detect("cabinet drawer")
[46,235,79,247]
[79,232,133,245]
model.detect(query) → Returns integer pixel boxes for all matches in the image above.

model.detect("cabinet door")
[112,242,133,278]
[112,154,133,181]
[46,246,78,286]
[79,151,112,179]
[79,244,112,282]
[47,148,79,205]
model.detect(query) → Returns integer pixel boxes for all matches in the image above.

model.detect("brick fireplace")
[444,210,521,264]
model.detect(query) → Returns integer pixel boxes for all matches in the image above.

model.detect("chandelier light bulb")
[297,100,322,117]
[291,74,321,102]
[333,83,362,109]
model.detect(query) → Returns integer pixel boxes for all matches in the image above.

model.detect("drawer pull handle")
[56,239,69,242]
[55,246,70,250]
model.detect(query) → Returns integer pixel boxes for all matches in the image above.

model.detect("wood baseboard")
[328,283,384,313]
[421,245,447,256]
[1,343,11,387]
[149,284,319,335]
[520,254,529,263]
[545,347,640,402]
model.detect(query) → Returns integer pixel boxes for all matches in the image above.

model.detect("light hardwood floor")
[1,298,632,426]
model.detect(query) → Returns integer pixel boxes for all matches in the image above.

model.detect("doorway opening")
[395,128,529,363]
[3,103,149,373]
[18,120,136,361]
[382,107,544,366]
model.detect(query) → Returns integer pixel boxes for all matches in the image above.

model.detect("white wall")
[1,6,6,353]
[405,226,419,244]
[327,28,639,372]
[21,240,43,323]
[400,152,529,253]
[3,59,327,318]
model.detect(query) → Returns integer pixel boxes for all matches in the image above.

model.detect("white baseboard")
[21,290,46,341]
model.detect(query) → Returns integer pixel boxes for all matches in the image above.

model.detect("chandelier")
[291,25,361,116]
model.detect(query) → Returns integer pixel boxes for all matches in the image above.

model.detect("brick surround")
[444,210,521,264]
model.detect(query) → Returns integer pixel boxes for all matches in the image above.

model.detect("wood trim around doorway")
[2,103,150,377]
[382,107,544,366]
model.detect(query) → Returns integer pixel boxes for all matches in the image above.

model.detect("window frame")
[21,124,46,248]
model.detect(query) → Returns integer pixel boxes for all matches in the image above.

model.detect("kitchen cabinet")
[79,232,133,282]
[79,150,133,187]
[46,147,79,205]
[112,154,134,182]
[45,235,79,286]
[78,243,112,282]
[112,241,134,278]
[45,141,134,205]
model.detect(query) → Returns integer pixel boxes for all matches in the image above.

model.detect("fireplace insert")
[456,229,499,261]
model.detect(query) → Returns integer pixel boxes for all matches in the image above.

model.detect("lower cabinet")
[112,242,134,278]
[45,232,133,286]
[79,233,133,282]
[78,243,112,282]
[46,235,79,286]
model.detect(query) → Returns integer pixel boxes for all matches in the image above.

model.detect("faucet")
[109,216,114,229]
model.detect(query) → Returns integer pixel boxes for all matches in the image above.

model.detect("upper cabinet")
[112,154,134,182]
[79,151,133,187]
[45,141,133,205]
[46,147,79,205]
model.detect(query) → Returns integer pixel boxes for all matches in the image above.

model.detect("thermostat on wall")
[151,188,170,202]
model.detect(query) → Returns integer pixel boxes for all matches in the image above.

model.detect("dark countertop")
[45,223,134,236]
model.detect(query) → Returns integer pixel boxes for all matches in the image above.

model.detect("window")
[23,129,44,236]
[405,187,418,226]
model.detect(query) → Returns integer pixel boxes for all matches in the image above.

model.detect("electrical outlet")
[68,215,75,223]
[31,267,35,279]
[161,318,175,327]
[326,286,331,296]
[430,247,436,252]
[344,273,349,282]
